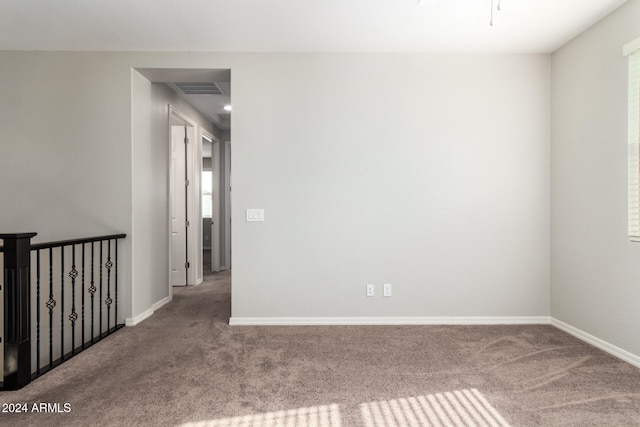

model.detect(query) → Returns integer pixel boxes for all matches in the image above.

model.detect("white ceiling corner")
[0,0,631,53]
[3,0,629,128]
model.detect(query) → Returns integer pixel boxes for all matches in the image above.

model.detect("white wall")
[231,53,550,319]
[0,52,134,320]
[219,138,231,269]
[551,0,640,357]
[0,51,550,323]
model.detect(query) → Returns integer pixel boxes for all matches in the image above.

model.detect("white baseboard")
[125,295,172,326]
[126,308,153,326]
[229,316,551,326]
[551,318,640,368]
[153,295,172,311]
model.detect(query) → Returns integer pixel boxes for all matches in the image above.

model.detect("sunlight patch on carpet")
[360,389,510,427]
[178,403,342,427]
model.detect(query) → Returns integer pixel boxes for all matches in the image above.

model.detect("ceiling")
[0,0,630,53]
[137,68,231,131]
[3,1,628,130]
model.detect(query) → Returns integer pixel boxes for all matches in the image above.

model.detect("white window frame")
[625,37,640,241]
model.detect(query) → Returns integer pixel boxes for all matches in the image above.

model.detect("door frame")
[223,140,231,270]
[168,105,200,297]
[202,130,222,273]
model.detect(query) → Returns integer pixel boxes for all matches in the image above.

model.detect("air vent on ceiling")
[174,82,224,95]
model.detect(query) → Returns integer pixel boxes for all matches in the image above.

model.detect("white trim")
[224,141,231,270]
[195,127,204,284]
[206,136,222,273]
[229,316,551,326]
[187,124,199,285]
[168,105,199,296]
[551,318,640,369]
[169,104,198,127]
[623,36,640,56]
[153,295,172,311]
[125,296,172,326]
[628,48,640,237]
[126,309,153,327]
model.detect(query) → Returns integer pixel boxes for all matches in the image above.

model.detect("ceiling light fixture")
[490,0,504,27]
[417,0,505,27]
[223,105,232,112]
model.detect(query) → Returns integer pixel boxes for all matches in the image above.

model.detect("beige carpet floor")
[1,271,640,426]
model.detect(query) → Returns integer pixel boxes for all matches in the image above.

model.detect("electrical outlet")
[366,284,375,297]
[383,283,392,297]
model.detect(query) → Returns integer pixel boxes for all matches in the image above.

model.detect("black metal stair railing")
[0,233,126,390]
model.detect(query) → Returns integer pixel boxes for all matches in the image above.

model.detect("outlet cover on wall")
[366,284,375,297]
[383,283,392,297]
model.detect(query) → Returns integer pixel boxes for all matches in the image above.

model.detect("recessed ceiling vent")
[174,82,224,95]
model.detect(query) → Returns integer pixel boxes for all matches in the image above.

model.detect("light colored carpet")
[1,271,640,426]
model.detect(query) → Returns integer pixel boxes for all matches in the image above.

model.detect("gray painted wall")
[0,51,550,326]
[0,52,136,319]
[231,53,551,319]
[551,0,640,357]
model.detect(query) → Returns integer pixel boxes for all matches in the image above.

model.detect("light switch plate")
[246,209,265,222]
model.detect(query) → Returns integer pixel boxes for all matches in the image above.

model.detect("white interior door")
[171,125,187,286]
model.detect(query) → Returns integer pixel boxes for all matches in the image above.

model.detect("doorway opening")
[133,67,232,308]
[202,131,221,273]
[201,132,232,275]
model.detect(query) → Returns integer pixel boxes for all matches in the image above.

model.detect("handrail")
[0,233,126,252]
[30,234,126,250]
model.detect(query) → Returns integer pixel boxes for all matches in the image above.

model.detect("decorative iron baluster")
[115,239,119,328]
[60,247,65,362]
[105,240,113,333]
[69,245,78,355]
[99,241,103,335]
[81,243,86,348]
[89,241,96,343]
[35,250,41,375]
[47,248,55,369]
[2,232,125,391]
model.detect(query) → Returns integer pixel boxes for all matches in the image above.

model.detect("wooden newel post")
[1,232,36,390]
